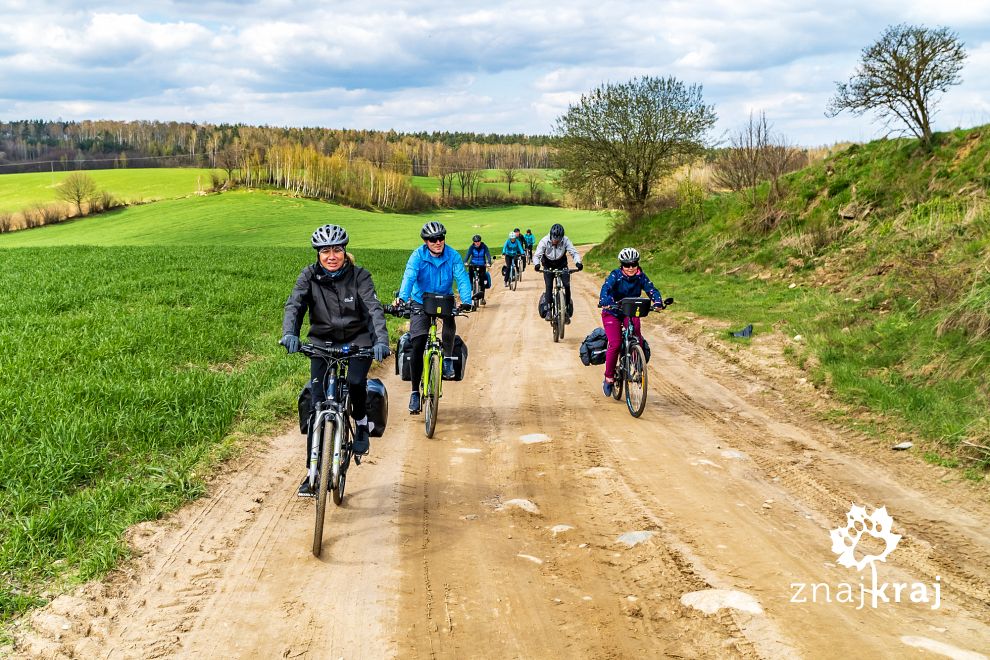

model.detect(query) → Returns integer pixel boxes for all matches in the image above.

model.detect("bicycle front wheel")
[312,418,333,557]
[424,352,441,438]
[509,266,517,291]
[332,419,349,506]
[625,345,648,417]
[555,289,566,340]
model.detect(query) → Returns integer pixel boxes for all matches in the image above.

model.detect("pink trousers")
[602,312,642,381]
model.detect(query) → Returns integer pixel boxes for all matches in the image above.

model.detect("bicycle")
[385,293,472,438]
[504,255,523,291]
[543,267,578,343]
[296,343,374,557]
[603,297,673,418]
[467,265,487,310]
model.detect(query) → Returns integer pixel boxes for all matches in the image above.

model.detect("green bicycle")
[387,293,472,438]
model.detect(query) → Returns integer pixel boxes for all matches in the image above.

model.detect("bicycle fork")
[308,408,344,489]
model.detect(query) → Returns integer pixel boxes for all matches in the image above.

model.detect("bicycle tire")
[509,264,517,291]
[555,289,566,340]
[424,352,440,438]
[332,419,349,506]
[312,417,333,557]
[625,345,648,417]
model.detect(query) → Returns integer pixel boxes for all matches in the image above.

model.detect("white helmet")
[312,224,348,249]
[618,247,640,264]
[508,231,517,239]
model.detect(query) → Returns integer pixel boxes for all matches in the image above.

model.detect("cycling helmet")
[472,234,482,242]
[311,224,349,249]
[549,223,564,240]
[618,247,640,264]
[420,220,446,239]
[508,231,517,239]
[514,227,521,233]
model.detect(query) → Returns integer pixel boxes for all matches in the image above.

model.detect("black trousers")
[467,265,487,300]
[408,302,455,392]
[309,356,372,419]
[543,270,572,308]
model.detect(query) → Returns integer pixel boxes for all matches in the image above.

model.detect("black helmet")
[311,224,349,249]
[525,228,532,233]
[472,234,481,242]
[420,220,447,239]
[514,227,521,233]
[549,223,564,240]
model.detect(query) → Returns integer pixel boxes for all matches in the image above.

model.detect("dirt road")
[10,263,990,659]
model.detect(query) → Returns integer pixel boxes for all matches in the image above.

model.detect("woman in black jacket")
[280,224,390,497]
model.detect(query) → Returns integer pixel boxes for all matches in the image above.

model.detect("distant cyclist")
[598,248,665,397]
[534,223,582,323]
[396,221,473,413]
[280,224,390,496]
[464,234,492,306]
[523,228,535,263]
[501,231,526,286]
[513,228,525,264]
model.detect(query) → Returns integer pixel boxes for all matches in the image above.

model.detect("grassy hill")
[0,168,224,214]
[588,125,990,476]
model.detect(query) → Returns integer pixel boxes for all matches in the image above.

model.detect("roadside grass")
[0,246,409,624]
[0,189,609,249]
[0,168,225,213]
[588,126,990,474]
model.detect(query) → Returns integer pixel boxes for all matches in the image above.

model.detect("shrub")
[0,212,13,233]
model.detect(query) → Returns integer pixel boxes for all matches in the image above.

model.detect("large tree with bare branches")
[826,24,967,150]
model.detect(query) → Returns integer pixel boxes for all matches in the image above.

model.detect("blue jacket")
[399,244,472,304]
[599,267,663,317]
[502,238,525,256]
[523,233,535,248]
[464,242,492,266]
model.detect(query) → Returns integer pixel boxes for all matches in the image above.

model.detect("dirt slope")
[9,262,990,659]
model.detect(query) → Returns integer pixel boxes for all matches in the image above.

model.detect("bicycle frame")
[421,318,444,403]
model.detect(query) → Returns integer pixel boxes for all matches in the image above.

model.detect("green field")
[0,168,224,213]
[0,189,609,248]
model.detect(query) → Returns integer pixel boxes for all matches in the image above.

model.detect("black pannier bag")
[642,338,651,363]
[484,272,492,289]
[538,293,550,320]
[298,385,313,434]
[422,292,457,317]
[366,378,388,437]
[579,328,608,366]
[396,332,413,381]
[443,335,469,381]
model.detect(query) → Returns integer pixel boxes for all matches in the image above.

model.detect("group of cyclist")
[280,219,665,495]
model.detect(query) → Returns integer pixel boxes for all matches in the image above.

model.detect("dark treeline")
[0,120,556,175]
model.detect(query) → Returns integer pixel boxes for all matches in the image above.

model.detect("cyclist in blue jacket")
[463,234,492,306]
[501,231,526,286]
[396,221,473,412]
[523,228,535,263]
[598,247,665,397]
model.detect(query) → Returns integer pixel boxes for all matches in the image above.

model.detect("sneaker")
[409,391,421,414]
[480,298,486,306]
[442,357,456,380]
[504,281,509,287]
[353,425,370,455]
[602,379,614,397]
[297,476,315,498]
[565,314,572,325]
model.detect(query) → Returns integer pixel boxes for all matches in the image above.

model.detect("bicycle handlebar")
[599,297,675,311]
[542,268,580,274]
[383,301,473,318]
[298,343,375,359]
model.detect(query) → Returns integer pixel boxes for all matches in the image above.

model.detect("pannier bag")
[538,293,550,320]
[396,332,413,381]
[366,378,388,437]
[298,385,313,434]
[484,272,492,289]
[642,338,651,363]
[579,328,608,366]
[443,335,469,381]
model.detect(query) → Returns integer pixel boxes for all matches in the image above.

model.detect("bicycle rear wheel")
[424,352,441,438]
[312,418,333,557]
[625,345,648,417]
[332,420,350,506]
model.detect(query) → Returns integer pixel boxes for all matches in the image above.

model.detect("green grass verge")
[0,168,225,213]
[0,189,609,248]
[0,246,410,623]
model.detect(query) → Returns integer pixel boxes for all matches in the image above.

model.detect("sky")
[1,0,988,146]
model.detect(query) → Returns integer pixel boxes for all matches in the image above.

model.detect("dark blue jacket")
[464,242,492,266]
[598,267,663,317]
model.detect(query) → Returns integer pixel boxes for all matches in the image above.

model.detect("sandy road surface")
[9,261,990,659]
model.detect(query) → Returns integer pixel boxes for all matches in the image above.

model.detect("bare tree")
[524,171,544,204]
[826,24,967,150]
[500,154,520,194]
[556,75,717,221]
[57,172,97,215]
[713,112,803,205]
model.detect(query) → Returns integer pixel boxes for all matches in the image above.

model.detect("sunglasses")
[620,262,639,268]
[425,236,445,244]
[319,246,345,255]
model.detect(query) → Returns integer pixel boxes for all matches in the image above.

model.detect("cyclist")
[513,228,526,265]
[534,223,582,323]
[463,234,492,306]
[280,224,390,496]
[501,230,526,286]
[523,228,535,263]
[396,221,473,413]
[598,248,665,397]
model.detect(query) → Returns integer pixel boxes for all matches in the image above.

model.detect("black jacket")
[282,260,388,347]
